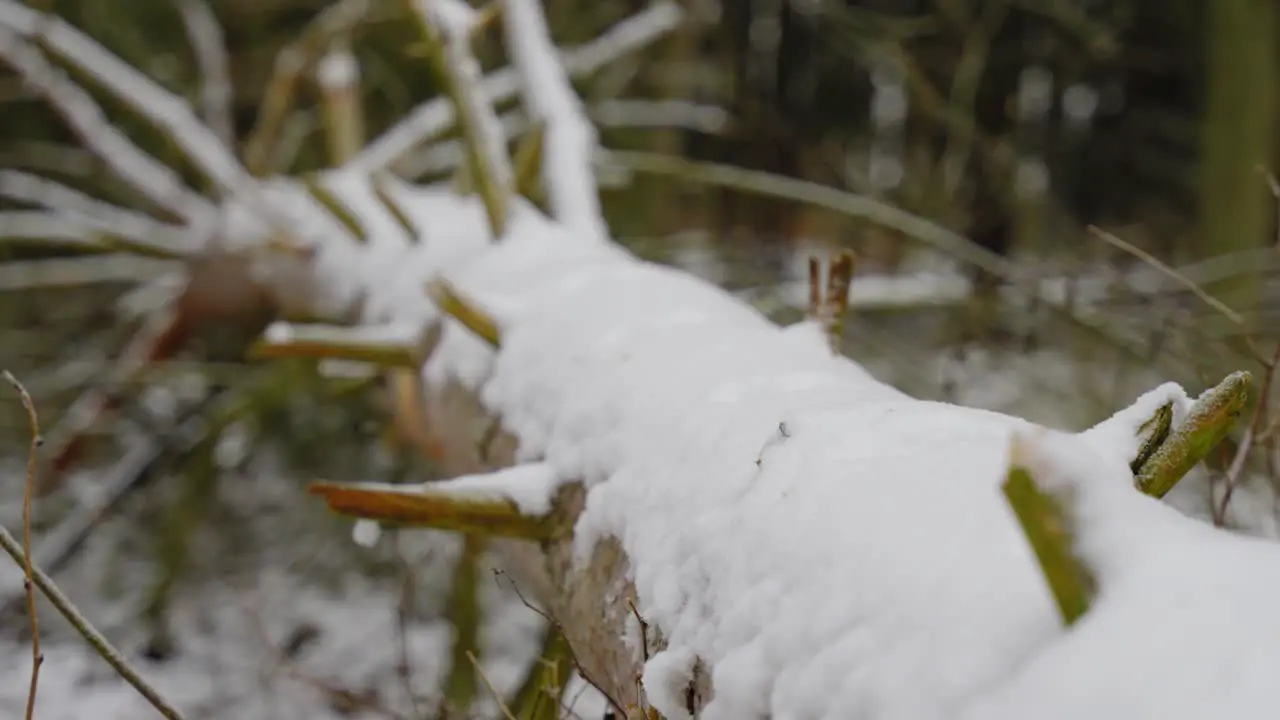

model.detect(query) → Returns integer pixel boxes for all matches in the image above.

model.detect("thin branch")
[0,170,199,253]
[407,0,513,237]
[248,322,424,368]
[353,0,682,173]
[467,650,518,720]
[600,149,1210,373]
[245,0,371,175]
[3,371,41,720]
[309,479,553,539]
[0,523,186,718]
[0,24,212,224]
[602,149,1013,279]
[176,0,234,147]
[0,0,247,196]
[0,210,193,259]
[1214,343,1280,524]
[1089,226,1247,327]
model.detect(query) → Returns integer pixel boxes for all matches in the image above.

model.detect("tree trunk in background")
[1199,0,1277,328]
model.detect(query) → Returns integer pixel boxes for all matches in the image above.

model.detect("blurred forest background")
[0,0,1277,718]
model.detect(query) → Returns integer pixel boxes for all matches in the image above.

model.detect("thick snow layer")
[962,428,1280,720]
[361,208,1279,720]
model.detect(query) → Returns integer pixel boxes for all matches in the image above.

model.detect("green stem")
[1135,371,1252,498]
[1002,450,1095,625]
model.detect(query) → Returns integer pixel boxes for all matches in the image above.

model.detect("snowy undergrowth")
[265,171,1280,719]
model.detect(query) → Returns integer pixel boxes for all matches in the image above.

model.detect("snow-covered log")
[278,175,1278,718]
[3,0,1278,716]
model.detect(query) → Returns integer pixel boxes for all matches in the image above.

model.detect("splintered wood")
[807,250,856,353]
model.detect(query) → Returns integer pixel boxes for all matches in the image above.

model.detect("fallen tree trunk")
[289,178,1277,719]
[4,0,1280,716]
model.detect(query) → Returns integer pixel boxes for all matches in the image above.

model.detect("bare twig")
[0,524,186,718]
[176,0,235,147]
[467,650,518,720]
[353,1,682,174]
[4,371,42,720]
[0,170,198,252]
[0,24,212,223]
[1214,343,1280,525]
[0,0,245,195]
[1089,226,1247,327]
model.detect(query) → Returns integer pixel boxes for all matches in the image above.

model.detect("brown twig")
[1215,342,1280,525]
[0,523,185,719]
[3,370,42,720]
[1088,225,1267,365]
[805,252,856,353]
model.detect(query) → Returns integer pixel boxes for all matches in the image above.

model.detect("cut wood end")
[309,480,551,539]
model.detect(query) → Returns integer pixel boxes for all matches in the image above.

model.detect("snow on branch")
[352,0,682,175]
[295,183,1270,717]
[502,0,607,241]
[176,0,234,147]
[0,210,189,259]
[311,463,569,539]
[245,0,372,174]
[0,0,249,197]
[0,170,199,253]
[0,24,213,225]
[408,0,514,237]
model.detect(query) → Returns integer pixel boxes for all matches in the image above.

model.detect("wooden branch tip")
[1135,370,1252,498]
[1002,434,1095,626]
[426,278,502,347]
[805,251,856,352]
[309,481,551,539]
[807,256,821,319]
[247,336,420,368]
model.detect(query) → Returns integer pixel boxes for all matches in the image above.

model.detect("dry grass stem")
[467,650,518,720]
[3,370,42,720]
[0,523,186,719]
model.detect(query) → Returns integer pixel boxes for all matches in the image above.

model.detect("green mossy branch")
[426,277,502,348]
[1002,437,1096,625]
[1135,371,1252,498]
[1130,401,1173,474]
